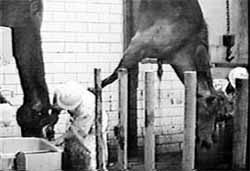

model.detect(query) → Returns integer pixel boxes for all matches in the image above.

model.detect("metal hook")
[225,47,235,62]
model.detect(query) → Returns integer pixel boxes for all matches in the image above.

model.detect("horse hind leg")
[101,42,144,88]
[170,44,214,96]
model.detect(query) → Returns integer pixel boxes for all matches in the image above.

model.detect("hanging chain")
[224,0,235,62]
[226,0,230,34]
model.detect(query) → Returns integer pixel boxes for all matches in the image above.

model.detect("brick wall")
[0,0,235,153]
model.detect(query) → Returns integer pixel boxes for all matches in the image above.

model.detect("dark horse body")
[0,0,57,137]
[102,0,230,148]
[103,0,212,95]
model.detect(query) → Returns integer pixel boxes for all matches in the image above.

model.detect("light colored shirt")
[63,90,108,170]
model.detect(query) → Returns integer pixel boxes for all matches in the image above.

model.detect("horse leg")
[13,27,52,137]
[193,45,215,95]
[170,44,214,97]
[17,103,43,137]
[101,42,145,88]
[171,43,223,149]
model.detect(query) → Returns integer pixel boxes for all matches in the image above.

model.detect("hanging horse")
[101,0,232,149]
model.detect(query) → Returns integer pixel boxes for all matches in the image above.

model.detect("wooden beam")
[144,72,156,171]
[118,68,129,171]
[182,71,197,171]
[94,68,106,171]
[123,0,138,157]
[248,69,250,170]
[233,78,248,169]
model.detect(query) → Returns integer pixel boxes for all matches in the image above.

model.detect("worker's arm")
[71,106,95,136]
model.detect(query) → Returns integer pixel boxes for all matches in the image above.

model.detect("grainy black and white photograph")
[0,0,249,171]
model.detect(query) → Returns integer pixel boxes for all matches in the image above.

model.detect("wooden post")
[118,68,129,171]
[144,72,156,171]
[248,76,250,171]
[123,0,138,157]
[94,68,106,171]
[182,71,197,171]
[233,78,248,169]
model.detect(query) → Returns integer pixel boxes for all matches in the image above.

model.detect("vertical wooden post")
[233,78,248,169]
[94,68,106,171]
[123,0,138,157]
[182,71,197,171]
[248,76,250,170]
[118,68,129,171]
[231,0,248,167]
[144,72,156,171]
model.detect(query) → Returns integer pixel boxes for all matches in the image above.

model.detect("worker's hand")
[54,134,66,146]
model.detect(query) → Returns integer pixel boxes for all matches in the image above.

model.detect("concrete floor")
[108,152,248,171]
[108,152,182,171]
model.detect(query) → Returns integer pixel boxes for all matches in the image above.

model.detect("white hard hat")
[54,81,84,110]
[228,67,248,88]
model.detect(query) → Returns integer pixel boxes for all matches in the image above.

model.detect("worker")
[225,67,248,95]
[53,81,108,171]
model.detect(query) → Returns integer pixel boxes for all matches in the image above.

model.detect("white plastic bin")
[0,137,62,171]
